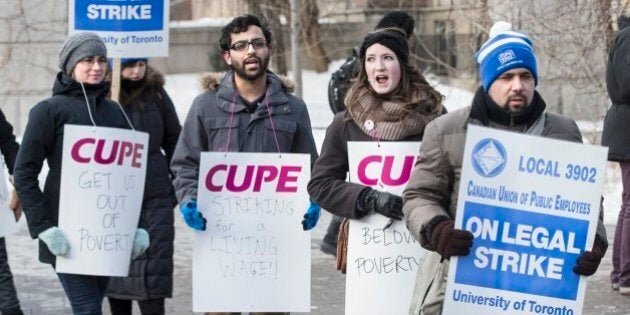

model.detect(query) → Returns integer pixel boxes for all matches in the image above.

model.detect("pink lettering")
[381,155,415,186]
[357,155,381,186]
[205,164,228,192]
[94,139,119,164]
[71,138,96,163]
[225,165,254,192]
[117,141,134,166]
[204,164,303,193]
[131,144,144,168]
[253,165,278,192]
[71,138,144,168]
[277,166,301,193]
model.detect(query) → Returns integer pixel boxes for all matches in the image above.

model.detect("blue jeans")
[57,272,109,315]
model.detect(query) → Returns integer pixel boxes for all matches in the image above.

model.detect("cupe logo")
[471,138,507,178]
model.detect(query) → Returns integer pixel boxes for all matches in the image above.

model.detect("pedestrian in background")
[308,28,444,243]
[0,108,23,315]
[13,32,149,315]
[105,58,181,314]
[602,14,630,296]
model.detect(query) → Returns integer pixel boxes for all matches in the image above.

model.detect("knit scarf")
[469,87,546,128]
[346,88,440,140]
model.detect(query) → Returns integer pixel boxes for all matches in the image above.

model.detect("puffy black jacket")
[14,72,130,265]
[106,66,180,300]
[602,22,630,162]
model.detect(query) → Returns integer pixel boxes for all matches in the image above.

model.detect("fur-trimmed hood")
[198,71,296,93]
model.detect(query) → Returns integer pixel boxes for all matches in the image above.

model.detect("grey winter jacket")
[171,70,318,203]
[602,23,630,162]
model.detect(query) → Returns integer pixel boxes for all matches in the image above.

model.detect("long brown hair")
[345,28,443,122]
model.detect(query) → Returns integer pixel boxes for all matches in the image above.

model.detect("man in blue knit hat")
[402,21,609,314]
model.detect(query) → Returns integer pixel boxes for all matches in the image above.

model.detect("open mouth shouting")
[244,57,260,70]
[375,74,389,86]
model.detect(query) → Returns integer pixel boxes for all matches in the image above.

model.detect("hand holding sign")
[301,202,321,231]
[573,237,606,276]
[180,199,207,231]
[359,188,403,220]
[430,218,473,260]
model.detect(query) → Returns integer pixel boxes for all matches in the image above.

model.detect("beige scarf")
[347,88,440,140]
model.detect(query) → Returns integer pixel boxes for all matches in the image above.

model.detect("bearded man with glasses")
[170,14,319,315]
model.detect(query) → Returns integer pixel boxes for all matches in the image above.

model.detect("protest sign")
[69,0,169,57]
[56,125,148,276]
[193,152,311,312]
[443,125,608,314]
[0,158,17,238]
[345,142,426,315]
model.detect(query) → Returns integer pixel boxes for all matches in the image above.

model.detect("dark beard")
[232,55,270,81]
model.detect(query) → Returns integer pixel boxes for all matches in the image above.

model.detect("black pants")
[108,297,164,315]
[0,238,22,315]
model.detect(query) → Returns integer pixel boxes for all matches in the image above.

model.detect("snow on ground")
[164,63,621,225]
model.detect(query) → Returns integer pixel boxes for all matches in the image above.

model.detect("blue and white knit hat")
[475,21,538,91]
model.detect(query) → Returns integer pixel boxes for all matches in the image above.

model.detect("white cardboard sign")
[346,141,426,315]
[193,152,311,313]
[0,158,17,238]
[56,125,148,276]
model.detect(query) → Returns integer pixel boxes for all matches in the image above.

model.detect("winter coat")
[14,72,130,265]
[307,111,426,218]
[602,24,630,162]
[0,109,19,174]
[171,70,318,203]
[402,106,608,315]
[106,65,180,300]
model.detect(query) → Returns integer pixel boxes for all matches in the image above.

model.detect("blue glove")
[131,228,150,259]
[301,201,321,231]
[39,227,70,257]
[180,199,207,231]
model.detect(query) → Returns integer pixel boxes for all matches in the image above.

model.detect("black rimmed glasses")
[230,38,268,51]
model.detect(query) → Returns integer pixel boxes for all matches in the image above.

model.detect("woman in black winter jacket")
[105,58,181,315]
[13,32,149,315]
[602,15,630,296]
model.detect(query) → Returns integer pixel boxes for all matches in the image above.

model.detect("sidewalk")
[5,210,629,314]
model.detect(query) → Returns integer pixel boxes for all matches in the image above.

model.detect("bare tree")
[247,0,289,75]
[300,0,329,72]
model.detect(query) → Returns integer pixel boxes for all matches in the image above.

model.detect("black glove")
[573,237,606,276]
[430,219,473,259]
[360,188,403,220]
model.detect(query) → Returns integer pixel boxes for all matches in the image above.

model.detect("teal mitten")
[39,227,70,257]
[131,228,150,259]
